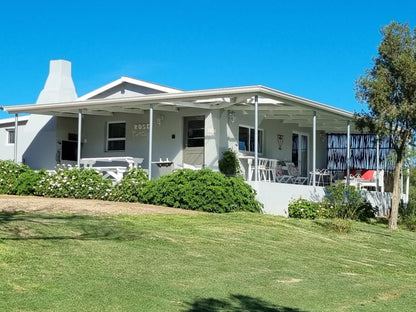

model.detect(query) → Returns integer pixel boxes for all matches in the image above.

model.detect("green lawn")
[0,211,415,312]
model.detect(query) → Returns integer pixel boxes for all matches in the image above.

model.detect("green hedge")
[141,169,262,213]
[0,161,261,213]
[107,168,148,202]
[34,166,112,199]
[289,184,376,221]
[0,160,32,194]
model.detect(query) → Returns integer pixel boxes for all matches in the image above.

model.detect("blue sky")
[0,0,415,119]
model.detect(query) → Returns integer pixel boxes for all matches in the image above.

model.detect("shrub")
[0,160,31,194]
[318,218,354,233]
[323,184,376,220]
[401,214,416,231]
[399,200,416,231]
[218,149,240,176]
[141,169,262,213]
[108,168,148,202]
[288,198,330,219]
[34,166,112,200]
[13,169,47,195]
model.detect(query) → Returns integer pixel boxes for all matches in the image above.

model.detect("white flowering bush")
[107,168,148,202]
[288,198,330,219]
[34,166,113,200]
[0,160,31,194]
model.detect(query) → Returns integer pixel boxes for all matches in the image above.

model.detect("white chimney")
[36,60,78,104]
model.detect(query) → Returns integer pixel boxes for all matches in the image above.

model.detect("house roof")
[0,115,30,127]
[77,76,182,101]
[1,85,355,132]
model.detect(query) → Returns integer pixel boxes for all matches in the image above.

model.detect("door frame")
[292,131,310,176]
[183,115,205,167]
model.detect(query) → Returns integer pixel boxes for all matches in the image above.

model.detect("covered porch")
[3,85,396,215]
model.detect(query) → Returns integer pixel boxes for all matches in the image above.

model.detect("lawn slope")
[1,211,415,311]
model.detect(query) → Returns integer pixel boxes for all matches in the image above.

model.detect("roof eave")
[1,85,354,119]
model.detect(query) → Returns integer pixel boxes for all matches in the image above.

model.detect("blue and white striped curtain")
[327,134,394,171]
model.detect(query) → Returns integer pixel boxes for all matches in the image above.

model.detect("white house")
[0,60,397,215]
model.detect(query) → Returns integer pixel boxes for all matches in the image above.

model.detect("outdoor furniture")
[357,169,384,192]
[251,158,274,182]
[80,156,144,182]
[286,162,308,185]
[309,169,332,186]
[343,169,384,192]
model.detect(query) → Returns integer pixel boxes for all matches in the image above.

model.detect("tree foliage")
[355,21,416,229]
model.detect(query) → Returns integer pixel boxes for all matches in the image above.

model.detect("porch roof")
[1,85,355,132]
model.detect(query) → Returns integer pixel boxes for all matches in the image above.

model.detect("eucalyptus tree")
[355,21,416,230]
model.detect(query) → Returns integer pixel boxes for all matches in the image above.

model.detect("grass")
[0,211,415,311]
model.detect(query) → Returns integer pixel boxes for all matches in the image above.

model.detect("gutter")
[1,85,355,119]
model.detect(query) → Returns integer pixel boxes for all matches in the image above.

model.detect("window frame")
[6,128,15,145]
[106,121,126,151]
[238,125,264,154]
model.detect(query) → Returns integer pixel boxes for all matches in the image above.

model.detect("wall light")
[277,134,284,150]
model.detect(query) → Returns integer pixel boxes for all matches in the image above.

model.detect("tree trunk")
[389,159,403,230]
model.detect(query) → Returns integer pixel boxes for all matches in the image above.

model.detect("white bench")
[80,157,144,182]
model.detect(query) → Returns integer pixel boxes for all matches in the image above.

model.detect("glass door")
[183,116,205,166]
[292,133,308,176]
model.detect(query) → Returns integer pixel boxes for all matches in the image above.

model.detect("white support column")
[346,121,351,186]
[148,104,154,181]
[254,95,258,182]
[406,165,410,204]
[14,113,18,163]
[312,111,316,187]
[376,135,380,191]
[77,109,82,168]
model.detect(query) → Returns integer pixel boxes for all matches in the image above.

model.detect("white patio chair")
[286,162,308,185]
[275,163,293,183]
[358,169,384,192]
[251,158,272,182]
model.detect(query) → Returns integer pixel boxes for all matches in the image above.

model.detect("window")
[185,117,205,147]
[107,122,126,151]
[7,129,15,144]
[238,126,263,153]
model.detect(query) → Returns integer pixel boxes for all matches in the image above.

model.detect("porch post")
[312,111,316,187]
[346,121,351,186]
[254,95,258,181]
[14,113,18,163]
[406,165,410,204]
[148,104,154,181]
[376,135,380,191]
[77,109,82,168]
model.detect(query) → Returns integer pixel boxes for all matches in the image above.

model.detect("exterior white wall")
[205,111,221,171]
[20,115,57,169]
[248,181,392,217]
[248,181,326,216]
[0,117,29,161]
[0,127,15,160]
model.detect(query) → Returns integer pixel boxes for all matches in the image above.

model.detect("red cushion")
[360,170,375,180]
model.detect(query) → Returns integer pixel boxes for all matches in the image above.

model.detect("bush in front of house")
[323,184,376,221]
[288,198,330,219]
[107,168,148,202]
[218,149,240,176]
[34,165,113,199]
[140,169,262,213]
[13,169,48,195]
[0,160,32,194]
[289,183,376,221]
